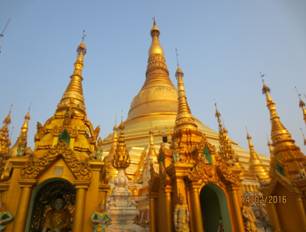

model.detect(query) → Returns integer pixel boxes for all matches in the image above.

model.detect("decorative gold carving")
[0,112,11,156]
[22,141,92,180]
[188,160,216,183]
[216,157,241,186]
[112,123,130,170]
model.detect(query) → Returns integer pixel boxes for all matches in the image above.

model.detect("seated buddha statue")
[42,197,72,232]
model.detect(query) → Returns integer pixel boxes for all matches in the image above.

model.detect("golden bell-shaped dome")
[126,20,178,126]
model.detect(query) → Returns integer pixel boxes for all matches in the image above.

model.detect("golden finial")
[57,34,87,114]
[214,103,236,163]
[112,122,130,169]
[261,73,270,94]
[175,64,197,130]
[246,127,259,161]
[295,86,306,124]
[299,128,306,146]
[0,109,12,155]
[74,30,87,76]
[151,17,160,37]
[148,18,164,57]
[267,138,274,156]
[10,111,31,157]
[2,104,12,126]
[21,111,30,133]
[214,103,223,131]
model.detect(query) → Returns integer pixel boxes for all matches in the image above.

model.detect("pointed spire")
[295,87,306,124]
[139,130,157,185]
[215,103,225,132]
[109,124,119,155]
[246,129,269,181]
[246,129,259,160]
[299,128,306,146]
[10,111,30,156]
[149,17,163,56]
[261,77,301,155]
[175,64,197,130]
[214,103,236,163]
[0,111,11,156]
[57,37,87,114]
[262,76,305,180]
[112,122,130,169]
[145,19,170,83]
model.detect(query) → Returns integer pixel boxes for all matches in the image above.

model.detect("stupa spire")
[246,130,259,160]
[246,129,269,181]
[57,35,87,114]
[112,122,130,169]
[109,124,119,155]
[0,111,11,155]
[10,111,30,156]
[175,65,197,130]
[295,87,306,124]
[214,103,236,164]
[300,128,306,146]
[261,77,300,154]
[127,20,177,121]
[267,138,274,156]
[144,19,171,86]
[261,76,305,179]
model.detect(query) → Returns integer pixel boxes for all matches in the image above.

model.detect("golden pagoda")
[261,79,306,231]
[0,20,305,232]
[101,20,270,197]
[0,40,107,232]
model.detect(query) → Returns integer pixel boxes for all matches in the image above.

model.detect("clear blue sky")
[0,0,305,155]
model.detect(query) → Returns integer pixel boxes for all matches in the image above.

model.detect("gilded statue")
[42,197,72,232]
[241,202,257,232]
[174,194,190,232]
[91,203,112,232]
[0,202,13,231]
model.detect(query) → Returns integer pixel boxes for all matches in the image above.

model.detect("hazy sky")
[0,0,305,155]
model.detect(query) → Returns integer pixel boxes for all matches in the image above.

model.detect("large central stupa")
[102,20,269,183]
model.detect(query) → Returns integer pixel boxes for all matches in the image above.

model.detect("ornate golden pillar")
[72,182,88,232]
[228,186,244,232]
[149,192,157,232]
[13,179,35,232]
[190,184,204,232]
